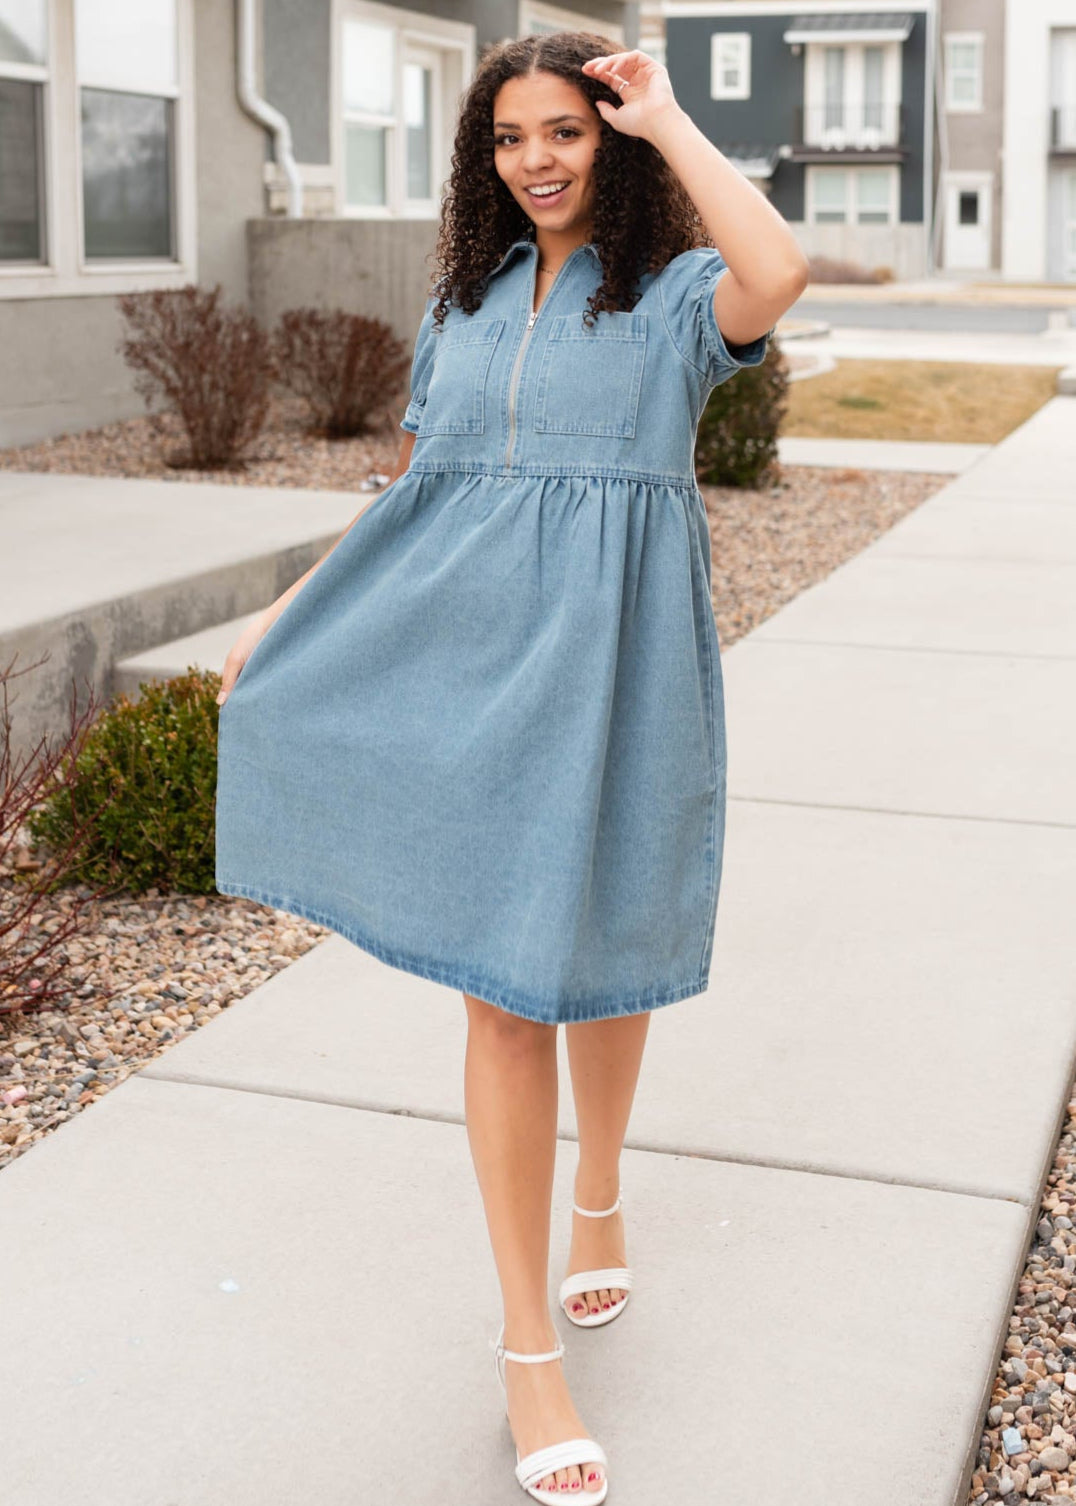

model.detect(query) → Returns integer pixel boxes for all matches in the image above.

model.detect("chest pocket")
[533,311,648,438]
[418,316,505,436]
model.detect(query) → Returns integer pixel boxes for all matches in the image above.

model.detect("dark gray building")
[663,1,934,278]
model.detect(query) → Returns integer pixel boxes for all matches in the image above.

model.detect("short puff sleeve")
[399,294,439,434]
[656,248,774,388]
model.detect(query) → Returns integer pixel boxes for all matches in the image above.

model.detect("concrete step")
[0,470,362,756]
[113,612,264,698]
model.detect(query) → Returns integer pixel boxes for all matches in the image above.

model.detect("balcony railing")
[793,102,905,151]
[1050,105,1076,152]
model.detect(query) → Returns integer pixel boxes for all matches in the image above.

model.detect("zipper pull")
[527,311,537,328]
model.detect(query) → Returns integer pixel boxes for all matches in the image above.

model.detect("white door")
[1051,29,1076,148]
[944,173,992,270]
[1066,169,1076,280]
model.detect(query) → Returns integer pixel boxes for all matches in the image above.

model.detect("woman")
[215,32,807,1502]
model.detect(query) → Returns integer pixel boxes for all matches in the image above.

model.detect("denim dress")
[214,237,771,1024]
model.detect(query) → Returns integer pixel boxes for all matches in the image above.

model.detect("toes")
[584,1463,606,1492]
[597,1287,611,1310]
[565,1296,587,1318]
[586,1290,602,1316]
[540,1474,557,1492]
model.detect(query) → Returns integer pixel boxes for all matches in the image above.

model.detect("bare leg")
[562,1012,651,1317]
[462,992,606,1495]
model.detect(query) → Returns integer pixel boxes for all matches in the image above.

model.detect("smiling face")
[492,70,601,238]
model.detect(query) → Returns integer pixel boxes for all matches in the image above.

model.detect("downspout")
[236,0,303,218]
[930,3,949,275]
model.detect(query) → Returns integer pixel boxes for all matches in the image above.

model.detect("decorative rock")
[1003,1427,1027,1455]
[1039,1446,1072,1471]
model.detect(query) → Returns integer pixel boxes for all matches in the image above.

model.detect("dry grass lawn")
[782,359,1061,443]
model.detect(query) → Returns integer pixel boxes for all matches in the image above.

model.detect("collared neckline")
[485,237,600,281]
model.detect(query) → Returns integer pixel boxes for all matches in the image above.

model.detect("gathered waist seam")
[406,460,700,489]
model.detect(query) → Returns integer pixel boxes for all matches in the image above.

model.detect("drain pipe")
[930,8,949,276]
[236,0,303,218]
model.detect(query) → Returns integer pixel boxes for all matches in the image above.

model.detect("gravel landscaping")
[3,399,1072,1504]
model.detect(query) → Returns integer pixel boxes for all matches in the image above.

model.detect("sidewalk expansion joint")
[750,636,1076,663]
[729,795,1076,830]
[138,1070,1035,1206]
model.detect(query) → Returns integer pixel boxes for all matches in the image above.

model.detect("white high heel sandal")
[491,1322,610,1504]
[558,1191,633,1329]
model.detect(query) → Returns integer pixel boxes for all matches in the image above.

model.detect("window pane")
[404,62,431,200]
[815,171,847,212]
[0,0,47,66]
[857,169,891,223]
[857,170,890,209]
[824,47,844,128]
[718,38,742,87]
[345,122,387,206]
[864,46,884,128]
[0,78,44,259]
[958,189,979,226]
[343,20,393,115]
[81,89,173,258]
[76,0,176,92]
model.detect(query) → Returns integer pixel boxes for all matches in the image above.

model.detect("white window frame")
[944,31,983,114]
[0,0,197,301]
[803,39,902,148]
[806,164,900,225]
[519,1,624,43]
[334,0,474,220]
[710,32,751,100]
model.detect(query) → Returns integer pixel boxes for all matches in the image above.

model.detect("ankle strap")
[572,1191,623,1219]
[495,1338,565,1364]
[490,1327,565,1373]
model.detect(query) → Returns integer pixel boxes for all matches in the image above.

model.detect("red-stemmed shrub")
[0,653,120,1020]
[272,307,410,439]
[116,284,276,469]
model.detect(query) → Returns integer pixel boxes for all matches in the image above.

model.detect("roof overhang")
[783,12,914,44]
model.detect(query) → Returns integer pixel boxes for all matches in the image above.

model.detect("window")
[0,0,49,263]
[339,2,472,217]
[804,41,901,145]
[76,0,177,259]
[710,32,750,101]
[945,33,983,113]
[0,0,195,300]
[520,1,624,44]
[807,165,898,225]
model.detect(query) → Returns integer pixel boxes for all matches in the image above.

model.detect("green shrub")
[695,337,789,489]
[26,668,222,896]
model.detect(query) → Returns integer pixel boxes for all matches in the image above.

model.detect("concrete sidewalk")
[1,400,1075,1505]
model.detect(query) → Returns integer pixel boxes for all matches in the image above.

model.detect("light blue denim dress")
[214,237,771,1024]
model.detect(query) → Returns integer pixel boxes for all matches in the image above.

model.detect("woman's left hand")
[581,50,682,141]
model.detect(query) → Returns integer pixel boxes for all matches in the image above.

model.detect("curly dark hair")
[428,32,709,331]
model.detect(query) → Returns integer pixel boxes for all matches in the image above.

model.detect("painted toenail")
[602,1302,610,1309]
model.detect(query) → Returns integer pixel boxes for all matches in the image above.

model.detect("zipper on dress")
[503,247,579,472]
